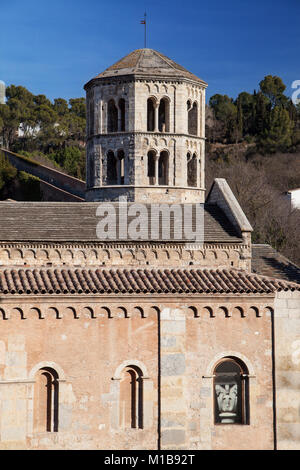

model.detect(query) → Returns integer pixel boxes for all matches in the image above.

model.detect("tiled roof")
[0,202,242,243]
[0,266,299,295]
[252,244,300,284]
[85,49,207,86]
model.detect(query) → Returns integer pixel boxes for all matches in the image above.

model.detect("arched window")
[107,99,118,132]
[214,357,249,425]
[107,150,117,184]
[158,151,169,185]
[119,365,143,429]
[117,149,125,185]
[118,98,126,132]
[147,98,155,131]
[147,150,156,185]
[187,101,198,136]
[187,153,197,187]
[158,98,170,132]
[34,367,59,433]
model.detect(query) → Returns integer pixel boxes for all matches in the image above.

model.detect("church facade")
[0,49,299,450]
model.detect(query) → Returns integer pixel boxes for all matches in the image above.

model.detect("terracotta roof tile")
[0,266,299,296]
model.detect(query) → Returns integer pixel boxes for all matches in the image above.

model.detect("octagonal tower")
[84,48,207,203]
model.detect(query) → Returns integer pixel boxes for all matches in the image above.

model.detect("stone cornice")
[0,241,246,249]
[84,74,207,91]
[0,293,275,302]
[87,131,206,143]
[87,184,206,191]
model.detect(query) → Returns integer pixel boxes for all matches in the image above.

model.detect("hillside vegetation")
[0,85,86,179]
[205,75,300,266]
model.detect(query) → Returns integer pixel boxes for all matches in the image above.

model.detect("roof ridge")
[152,49,178,71]
[135,49,145,70]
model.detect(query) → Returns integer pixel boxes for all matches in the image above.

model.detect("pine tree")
[237,99,243,138]
[258,106,293,153]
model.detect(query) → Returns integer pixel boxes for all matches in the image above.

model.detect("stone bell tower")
[84,48,207,203]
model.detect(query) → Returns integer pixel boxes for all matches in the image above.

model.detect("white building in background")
[282,188,300,211]
[0,80,5,104]
[17,123,41,137]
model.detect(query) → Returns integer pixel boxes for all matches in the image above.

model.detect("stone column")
[117,158,122,185]
[117,106,122,132]
[200,142,205,189]
[201,90,205,138]
[197,157,201,188]
[154,104,159,132]
[154,154,159,186]
[197,97,201,137]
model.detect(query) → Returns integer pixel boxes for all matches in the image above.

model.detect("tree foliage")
[206,75,299,154]
[0,85,86,178]
[0,151,17,190]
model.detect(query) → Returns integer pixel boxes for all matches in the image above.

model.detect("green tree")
[236,92,255,135]
[209,94,237,142]
[48,146,85,179]
[0,152,17,190]
[53,98,69,116]
[258,106,293,153]
[69,98,86,119]
[236,99,243,138]
[18,171,42,201]
[259,75,287,108]
[254,92,269,137]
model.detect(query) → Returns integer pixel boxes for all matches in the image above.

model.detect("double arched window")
[147,97,170,132]
[107,150,125,185]
[147,150,169,185]
[214,357,249,425]
[107,98,126,133]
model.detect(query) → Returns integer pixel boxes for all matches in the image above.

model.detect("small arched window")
[119,365,143,429]
[147,98,155,131]
[107,99,118,132]
[118,98,126,132]
[187,153,197,187]
[107,150,117,184]
[187,101,198,136]
[158,98,170,132]
[214,357,249,425]
[147,150,156,185]
[158,151,169,186]
[34,367,59,433]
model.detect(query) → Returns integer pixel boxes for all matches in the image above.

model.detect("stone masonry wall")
[274,291,300,449]
[85,77,206,203]
[0,241,251,271]
[0,296,276,450]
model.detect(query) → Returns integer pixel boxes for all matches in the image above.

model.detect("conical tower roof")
[85,48,207,88]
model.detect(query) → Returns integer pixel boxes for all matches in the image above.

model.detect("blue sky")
[1,0,299,103]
